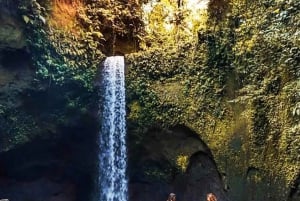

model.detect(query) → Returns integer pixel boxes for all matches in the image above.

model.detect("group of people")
[167,192,217,201]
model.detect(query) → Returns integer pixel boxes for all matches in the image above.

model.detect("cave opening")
[128,125,229,201]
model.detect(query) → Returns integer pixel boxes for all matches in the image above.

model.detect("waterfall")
[99,56,127,201]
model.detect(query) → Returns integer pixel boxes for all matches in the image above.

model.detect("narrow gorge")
[0,0,299,201]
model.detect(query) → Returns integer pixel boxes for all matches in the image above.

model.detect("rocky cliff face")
[0,1,26,50]
[0,0,299,201]
[126,1,299,201]
[0,1,99,200]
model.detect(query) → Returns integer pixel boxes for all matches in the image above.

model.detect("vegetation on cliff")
[0,0,146,151]
[0,0,299,200]
[126,0,299,200]
[18,0,145,88]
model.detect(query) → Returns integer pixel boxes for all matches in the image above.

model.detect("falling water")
[99,56,127,201]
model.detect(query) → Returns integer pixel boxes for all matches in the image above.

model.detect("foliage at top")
[19,0,209,88]
[141,0,208,50]
[49,0,83,32]
[19,0,146,88]
[78,0,145,54]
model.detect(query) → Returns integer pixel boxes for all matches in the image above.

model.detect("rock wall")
[0,0,26,50]
[0,1,101,200]
[0,0,299,201]
[126,1,300,201]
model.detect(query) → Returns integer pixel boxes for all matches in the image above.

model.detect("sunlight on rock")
[176,154,189,173]
[142,0,209,48]
[186,0,209,10]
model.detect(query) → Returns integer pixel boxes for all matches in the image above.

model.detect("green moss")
[17,0,147,89]
[176,154,189,173]
[126,0,300,198]
[0,109,38,151]
[251,98,270,147]
[0,81,97,153]
[0,0,296,198]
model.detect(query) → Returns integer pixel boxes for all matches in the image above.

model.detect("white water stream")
[99,56,127,201]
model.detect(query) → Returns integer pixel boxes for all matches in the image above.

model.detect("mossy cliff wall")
[126,1,299,201]
[0,1,113,200]
[0,0,299,201]
[0,0,145,151]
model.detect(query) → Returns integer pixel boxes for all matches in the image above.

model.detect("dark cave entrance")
[0,123,98,201]
[128,125,229,201]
